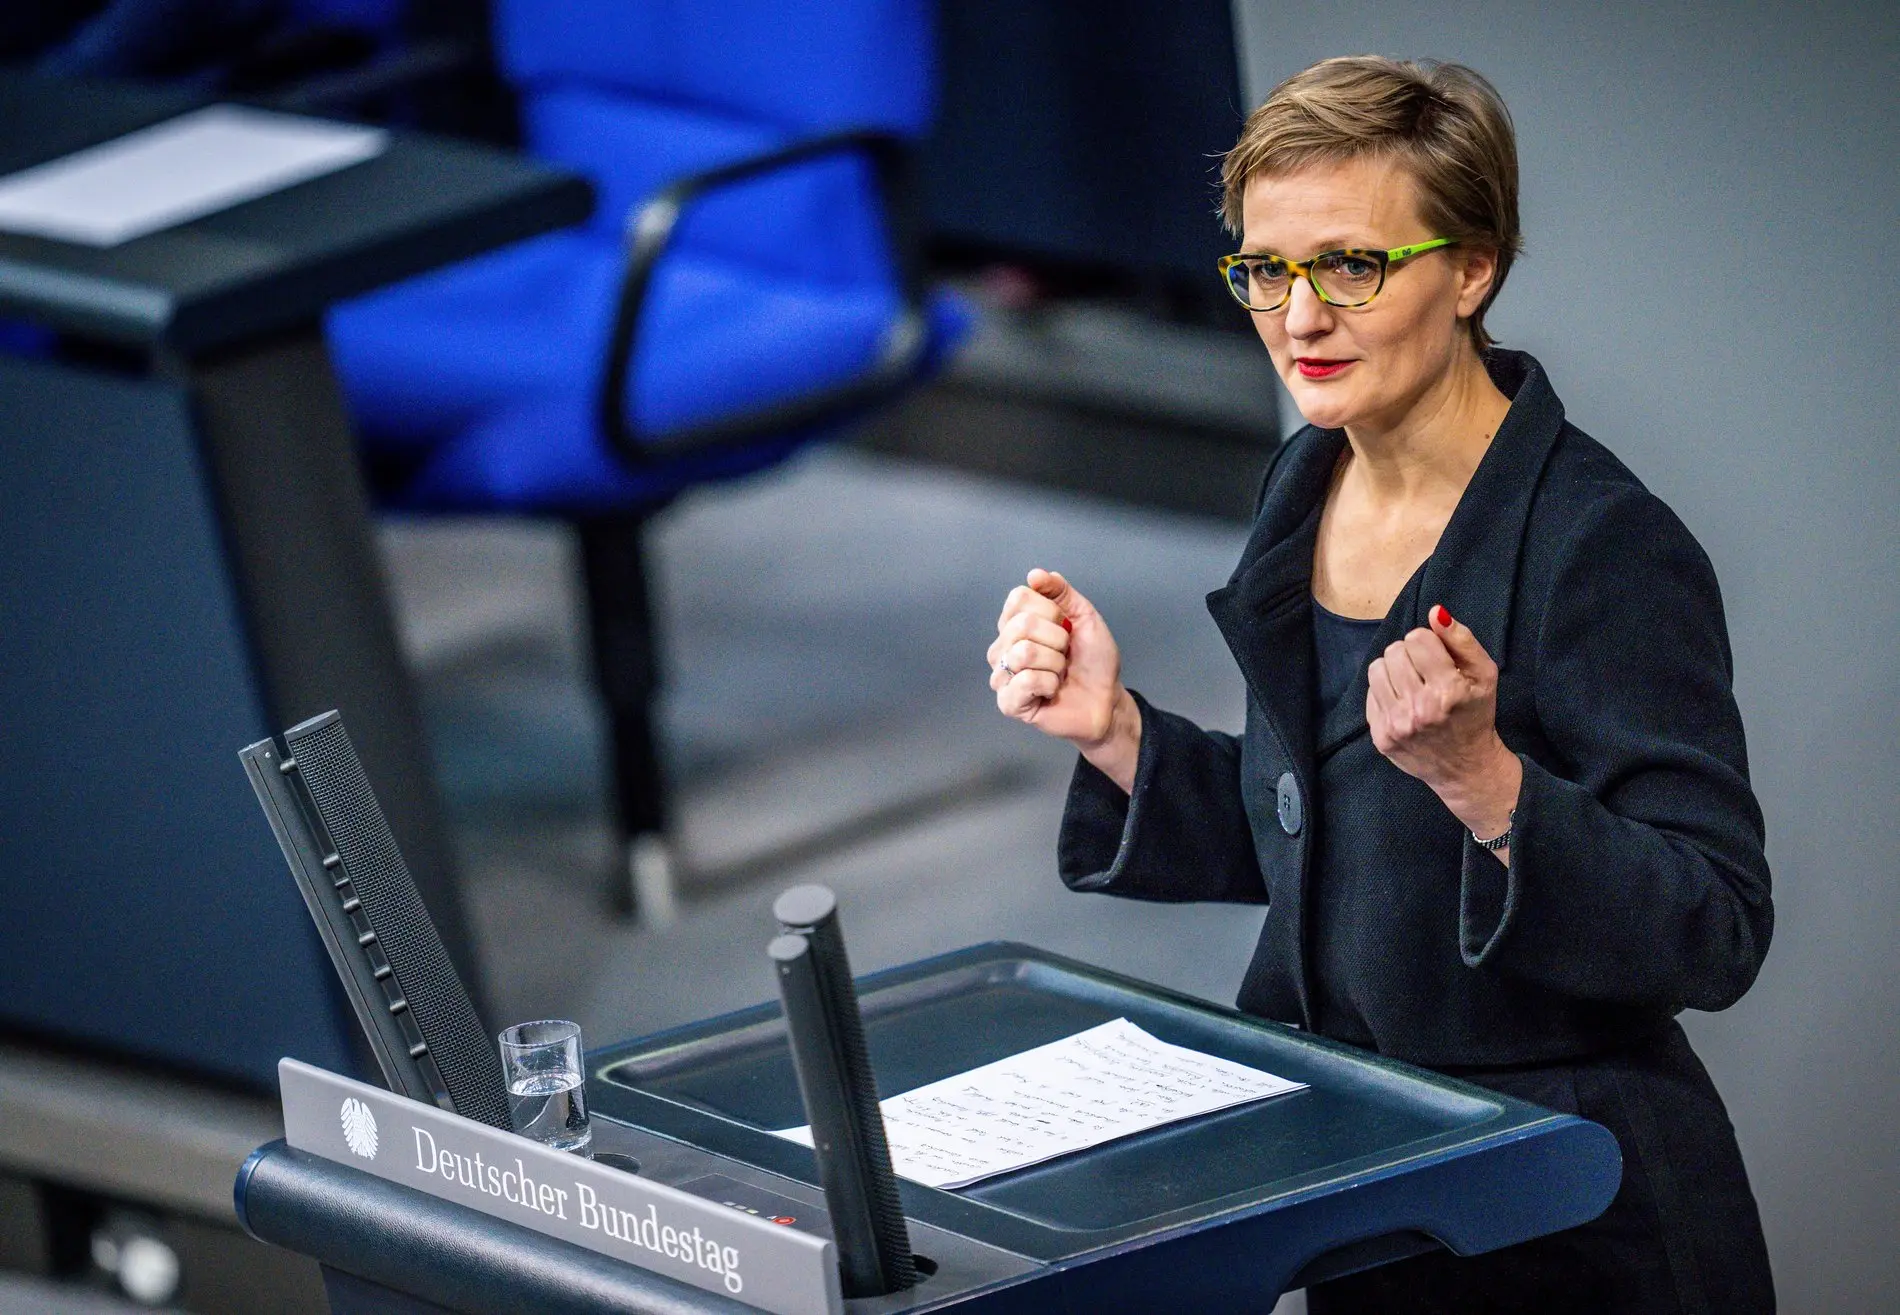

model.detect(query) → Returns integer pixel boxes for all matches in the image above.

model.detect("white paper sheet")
[0,105,387,247]
[774,1018,1305,1190]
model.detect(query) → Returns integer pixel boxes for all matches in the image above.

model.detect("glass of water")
[498,1019,592,1156]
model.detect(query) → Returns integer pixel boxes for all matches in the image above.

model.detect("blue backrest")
[494,0,934,136]
[492,0,932,285]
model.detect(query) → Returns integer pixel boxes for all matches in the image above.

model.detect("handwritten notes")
[774,1018,1304,1190]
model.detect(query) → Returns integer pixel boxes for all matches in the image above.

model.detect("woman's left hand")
[1367,605,1522,845]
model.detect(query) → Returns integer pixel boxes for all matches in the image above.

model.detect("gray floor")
[376,445,1305,1314]
[0,1273,178,1315]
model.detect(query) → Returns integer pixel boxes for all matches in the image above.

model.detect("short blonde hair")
[1221,57,1523,349]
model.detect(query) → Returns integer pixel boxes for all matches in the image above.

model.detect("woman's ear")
[1454,245,1501,320]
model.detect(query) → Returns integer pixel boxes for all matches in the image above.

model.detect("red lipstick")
[1295,358,1353,379]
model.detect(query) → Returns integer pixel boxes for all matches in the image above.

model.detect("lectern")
[240,941,1621,1313]
[236,713,1621,1313]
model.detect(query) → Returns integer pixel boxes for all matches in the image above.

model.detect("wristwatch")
[1473,810,1514,851]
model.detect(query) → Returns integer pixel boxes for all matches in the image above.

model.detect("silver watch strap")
[1473,810,1514,851]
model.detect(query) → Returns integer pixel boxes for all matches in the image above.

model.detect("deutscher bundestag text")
[412,1127,744,1293]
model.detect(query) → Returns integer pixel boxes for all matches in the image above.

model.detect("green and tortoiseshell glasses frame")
[1217,237,1457,312]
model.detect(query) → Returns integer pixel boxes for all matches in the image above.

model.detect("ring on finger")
[995,660,1017,678]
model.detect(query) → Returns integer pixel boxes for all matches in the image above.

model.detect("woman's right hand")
[988,569,1142,791]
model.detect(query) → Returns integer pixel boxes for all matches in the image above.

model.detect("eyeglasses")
[1217,238,1456,312]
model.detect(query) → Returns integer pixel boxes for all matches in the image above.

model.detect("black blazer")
[1058,350,1772,1067]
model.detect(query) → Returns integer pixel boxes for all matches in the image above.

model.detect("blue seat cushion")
[329,229,967,510]
[332,229,901,438]
[329,233,623,448]
[392,287,967,512]
[401,394,808,512]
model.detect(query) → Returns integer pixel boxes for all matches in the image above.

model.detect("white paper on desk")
[774,1017,1305,1190]
[0,104,387,247]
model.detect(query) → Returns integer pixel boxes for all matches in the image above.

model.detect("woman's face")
[1239,156,1497,434]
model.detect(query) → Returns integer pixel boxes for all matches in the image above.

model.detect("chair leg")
[575,511,676,923]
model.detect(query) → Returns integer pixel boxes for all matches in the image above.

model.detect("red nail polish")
[1060,618,1073,633]
[1433,605,1452,628]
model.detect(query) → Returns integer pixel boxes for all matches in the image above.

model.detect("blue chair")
[326,0,969,912]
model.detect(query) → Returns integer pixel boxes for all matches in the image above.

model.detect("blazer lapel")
[1417,350,1567,670]
[1205,428,1346,774]
[1314,349,1570,760]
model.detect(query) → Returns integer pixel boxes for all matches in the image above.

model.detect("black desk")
[0,72,592,1086]
[0,74,589,353]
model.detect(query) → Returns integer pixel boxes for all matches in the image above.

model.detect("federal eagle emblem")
[340,1097,379,1159]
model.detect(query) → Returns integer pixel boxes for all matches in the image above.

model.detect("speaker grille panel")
[285,716,512,1130]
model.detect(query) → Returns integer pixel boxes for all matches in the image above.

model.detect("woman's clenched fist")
[989,568,1142,792]
[1367,604,1521,851]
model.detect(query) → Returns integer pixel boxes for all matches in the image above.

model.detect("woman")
[987,57,1774,1313]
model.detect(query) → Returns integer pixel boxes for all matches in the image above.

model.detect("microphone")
[769,885,915,1297]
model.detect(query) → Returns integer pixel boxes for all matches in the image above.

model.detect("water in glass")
[498,1019,591,1156]
[507,1070,591,1155]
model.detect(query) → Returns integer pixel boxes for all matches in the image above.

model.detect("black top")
[1310,599,1384,723]
[1056,349,1772,1068]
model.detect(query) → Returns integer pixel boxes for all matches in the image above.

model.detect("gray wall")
[1232,3,1898,1308]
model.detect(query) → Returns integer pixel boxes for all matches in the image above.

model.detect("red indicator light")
[771,1216,797,1226]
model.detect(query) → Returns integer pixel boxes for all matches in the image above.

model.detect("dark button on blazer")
[1058,350,1772,1067]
